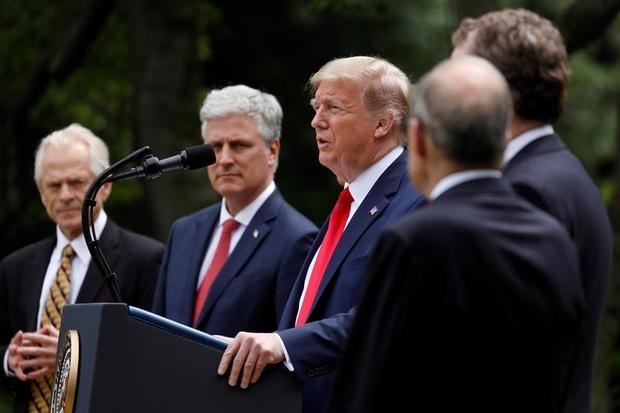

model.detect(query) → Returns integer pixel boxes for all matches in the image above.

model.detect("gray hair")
[34,123,110,185]
[411,56,512,165]
[199,85,282,171]
[309,56,411,145]
[199,85,283,144]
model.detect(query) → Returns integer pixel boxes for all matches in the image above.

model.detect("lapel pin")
[369,206,378,216]
[253,229,259,238]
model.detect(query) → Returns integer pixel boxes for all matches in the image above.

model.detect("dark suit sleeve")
[119,231,164,311]
[152,223,178,315]
[0,258,16,392]
[278,308,356,382]
[0,259,10,378]
[133,244,164,311]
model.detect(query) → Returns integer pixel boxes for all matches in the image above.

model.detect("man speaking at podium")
[0,124,164,413]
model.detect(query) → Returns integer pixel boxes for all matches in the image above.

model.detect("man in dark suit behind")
[153,85,318,336]
[328,56,585,413]
[452,10,613,412]
[216,56,424,413]
[0,124,163,413]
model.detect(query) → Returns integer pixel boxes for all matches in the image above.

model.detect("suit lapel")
[77,220,121,303]
[308,153,407,318]
[173,209,219,325]
[196,190,282,326]
[23,238,56,330]
[280,227,325,328]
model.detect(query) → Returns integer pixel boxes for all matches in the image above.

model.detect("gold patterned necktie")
[29,244,74,413]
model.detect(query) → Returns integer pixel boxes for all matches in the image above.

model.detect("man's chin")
[57,218,83,236]
[215,181,242,193]
[218,188,243,199]
[318,156,338,174]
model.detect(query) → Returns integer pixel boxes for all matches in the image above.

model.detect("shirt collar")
[503,124,554,165]
[56,209,107,264]
[429,170,502,200]
[219,181,276,227]
[346,146,404,205]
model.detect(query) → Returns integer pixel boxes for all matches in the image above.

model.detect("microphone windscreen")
[185,144,215,170]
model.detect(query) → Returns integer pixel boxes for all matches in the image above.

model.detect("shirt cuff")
[274,332,294,372]
[3,349,15,377]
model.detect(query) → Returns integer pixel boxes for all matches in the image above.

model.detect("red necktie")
[193,218,240,325]
[296,187,353,327]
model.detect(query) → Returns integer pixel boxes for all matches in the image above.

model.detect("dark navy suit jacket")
[0,219,163,413]
[328,178,585,413]
[504,133,613,413]
[277,152,424,413]
[153,189,317,336]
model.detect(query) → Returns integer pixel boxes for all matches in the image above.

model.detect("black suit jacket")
[328,178,585,413]
[0,219,164,413]
[504,133,613,413]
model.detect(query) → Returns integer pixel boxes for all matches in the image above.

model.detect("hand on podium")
[217,332,285,389]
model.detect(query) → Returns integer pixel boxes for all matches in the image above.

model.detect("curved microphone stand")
[81,146,154,302]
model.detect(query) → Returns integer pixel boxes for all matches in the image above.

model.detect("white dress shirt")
[429,170,502,200]
[502,124,554,166]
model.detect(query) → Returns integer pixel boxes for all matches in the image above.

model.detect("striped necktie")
[29,244,74,413]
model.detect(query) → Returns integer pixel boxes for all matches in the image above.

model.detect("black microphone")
[110,144,215,182]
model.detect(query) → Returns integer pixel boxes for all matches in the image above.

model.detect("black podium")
[56,303,301,413]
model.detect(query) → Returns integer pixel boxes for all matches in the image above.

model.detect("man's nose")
[58,183,75,200]
[311,109,326,129]
[217,146,234,164]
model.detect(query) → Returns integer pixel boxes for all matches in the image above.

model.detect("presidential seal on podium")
[50,330,80,413]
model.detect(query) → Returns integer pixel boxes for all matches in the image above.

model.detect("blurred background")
[1,0,619,411]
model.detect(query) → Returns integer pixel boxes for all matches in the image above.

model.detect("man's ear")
[374,112,395,139]
[98,182,113,203]
[267,138,280,168]
[408,118,427,159]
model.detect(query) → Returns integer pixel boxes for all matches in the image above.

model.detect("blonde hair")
[309,56,411,144]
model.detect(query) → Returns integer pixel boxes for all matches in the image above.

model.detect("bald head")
[411,55,512,166]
